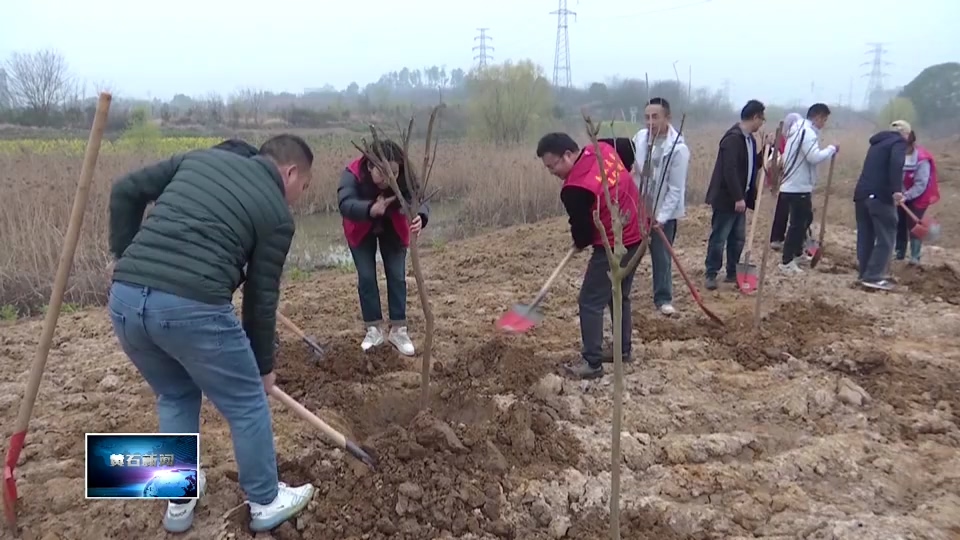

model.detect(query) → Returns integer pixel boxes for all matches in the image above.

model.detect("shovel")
[268,386,377,471]
[899,202,941,243]
[3,93,112,529]
[808,155,837,268]
[277,312,325,359]
[737,147,774,294]
[497,247,577,333]
[652,227,724,325]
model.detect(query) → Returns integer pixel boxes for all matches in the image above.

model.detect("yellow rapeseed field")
[0,137,224,156]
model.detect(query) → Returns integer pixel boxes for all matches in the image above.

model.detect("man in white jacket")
[777,103,837,274]
[631,97,690,316]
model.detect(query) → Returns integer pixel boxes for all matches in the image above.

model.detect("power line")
[861,42,891,110]
[472,28,494,69]
[550,0,576,88]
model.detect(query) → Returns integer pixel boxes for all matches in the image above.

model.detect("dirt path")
[2,206,959,540]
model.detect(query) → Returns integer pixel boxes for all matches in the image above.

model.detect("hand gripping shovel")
[277,312,325,360]
[3,93,112,529]
[899,202,941,243]
[807,155,837,268]
[497,247,577,333]
[652,227,724,325]
[268,386,377,470]
[737,147,774,294]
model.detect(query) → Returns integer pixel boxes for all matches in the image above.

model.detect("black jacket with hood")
[853,130,907,204]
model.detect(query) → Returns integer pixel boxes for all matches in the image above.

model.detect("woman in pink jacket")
[894,124,940,264]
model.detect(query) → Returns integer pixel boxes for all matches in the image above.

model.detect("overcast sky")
[2,0,957,107]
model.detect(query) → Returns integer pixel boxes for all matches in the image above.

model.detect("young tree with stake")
[352,103,445,410]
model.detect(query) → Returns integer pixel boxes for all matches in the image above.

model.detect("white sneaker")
[361,326,383,351]
[249,482,316,532]
[798,254,813,267]
[162,469,207,533]
[778,261,803,275]
[388,326,416,356]
[770,241,783,251]
[658,304,676,316]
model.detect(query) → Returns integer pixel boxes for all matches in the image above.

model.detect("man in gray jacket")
[777,103,837,275]
[631,97,690,316]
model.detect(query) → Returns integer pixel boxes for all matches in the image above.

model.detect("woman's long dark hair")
[357,140,411,202]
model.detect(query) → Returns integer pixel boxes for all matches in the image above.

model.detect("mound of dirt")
[897,263,960,305]
[261,335,583,539]
[277,335,409,383]
[720,298,875,369]
[567,508,687,539]
[435,337,554,395]
[260,396,581,539]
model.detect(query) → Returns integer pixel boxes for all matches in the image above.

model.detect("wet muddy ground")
[2,205,960,539]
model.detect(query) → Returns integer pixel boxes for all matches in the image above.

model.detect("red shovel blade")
[736,272,758,295]
[3,430,26,527]
[496,304,542,334]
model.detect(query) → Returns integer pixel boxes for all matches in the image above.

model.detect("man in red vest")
[536,132,643,380]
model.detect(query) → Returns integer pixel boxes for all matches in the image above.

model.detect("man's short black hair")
[647,97,671,114]
[536,132,579,158]
[740,99,765,121]
[806,103,831,119]
[259,134,314,168]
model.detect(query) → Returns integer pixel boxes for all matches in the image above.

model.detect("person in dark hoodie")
[852,122,909,291]
[536,132,642,380]
[703,100,769,290]
[338,140,429,356]
[108,135,316,533]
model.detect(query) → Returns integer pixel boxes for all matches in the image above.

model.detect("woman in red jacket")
[337,140,429,356]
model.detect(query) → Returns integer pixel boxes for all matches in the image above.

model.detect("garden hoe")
[899,202,941,243]
[3,93,112,529]
[277,312,325,360]
[737,147,774,294]
[268,386,377,471]
[497,247,577,334]
[807,155,837,268]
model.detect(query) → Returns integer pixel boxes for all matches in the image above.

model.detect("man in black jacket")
[108,135,316,533]
[703,100,768,290]
[853,123,909,291]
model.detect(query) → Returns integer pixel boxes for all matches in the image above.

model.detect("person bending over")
[536,132,642,380]
[337,140,429,356]
[108,135,317,533]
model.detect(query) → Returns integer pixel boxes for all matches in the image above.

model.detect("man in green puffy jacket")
[107,134,314,534]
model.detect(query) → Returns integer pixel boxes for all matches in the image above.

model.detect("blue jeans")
[650,220,677,307]
[350,229,407,326]
[108,281,278,505]
[704,210,746,279]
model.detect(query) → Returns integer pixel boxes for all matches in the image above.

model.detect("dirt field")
[3,191,960,539]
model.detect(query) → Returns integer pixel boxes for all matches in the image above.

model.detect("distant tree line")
[1,50,956,141]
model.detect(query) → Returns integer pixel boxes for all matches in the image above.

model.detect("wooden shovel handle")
[744,147,773,258]
[268,386,347,448]
[897,200,921,222]
[815,155,837,246]
[276,312,307,339]
[529,247,577,307]
[13,93,112,434]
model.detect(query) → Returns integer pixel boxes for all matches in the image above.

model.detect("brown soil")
[897,262,960,305]
[3,200,960,539]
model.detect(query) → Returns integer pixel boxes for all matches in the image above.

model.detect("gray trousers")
[579,244,640,367]
[855,198,898,282]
